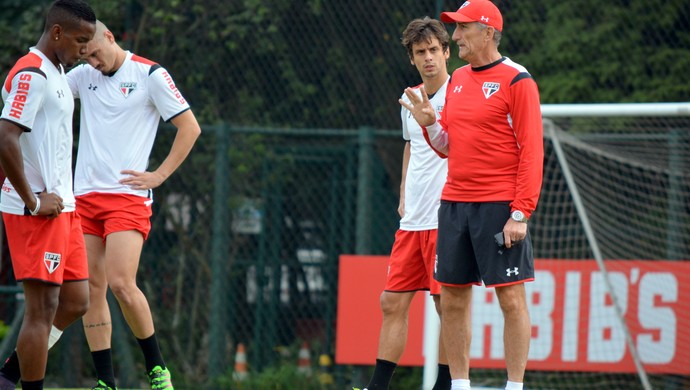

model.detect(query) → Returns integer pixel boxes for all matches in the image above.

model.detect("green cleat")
[91,379,117,390]
[148,366,174,390]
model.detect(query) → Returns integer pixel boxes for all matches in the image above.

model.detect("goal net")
[508,103,690,390]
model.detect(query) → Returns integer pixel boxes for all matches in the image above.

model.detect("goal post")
[541,102,690,117]
[533,103,690,389]
[421,103,690,389]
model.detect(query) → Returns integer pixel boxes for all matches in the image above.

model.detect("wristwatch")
[511,210,528,223]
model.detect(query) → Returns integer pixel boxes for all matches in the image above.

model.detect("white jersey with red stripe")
[67,51,190,197]
[0,47,76,215]
[398,76,449,231]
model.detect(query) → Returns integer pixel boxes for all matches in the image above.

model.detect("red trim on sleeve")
[421,125,448,159]
[131,54,156,66]
[4,53,42,93]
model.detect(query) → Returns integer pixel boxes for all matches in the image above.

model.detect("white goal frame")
[422,102,690,390]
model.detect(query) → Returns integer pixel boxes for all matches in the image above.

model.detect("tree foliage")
[499,0,690,103]
[1,1,688,385]
[2,0,688,127]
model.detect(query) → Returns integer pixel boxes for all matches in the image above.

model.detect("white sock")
[48,325,63,349]
[451,378,471,390]
[506,380,523,390]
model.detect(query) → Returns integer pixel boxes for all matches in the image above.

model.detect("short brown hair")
[401,17,450,58]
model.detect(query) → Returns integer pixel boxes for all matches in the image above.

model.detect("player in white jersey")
[355,18,451,390]
[0,1,96,389]
[0,20,200,390]
[71,21,200,390]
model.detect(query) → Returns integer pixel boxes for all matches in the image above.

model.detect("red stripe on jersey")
[421,125,448,159]
[131,54,156,66]
[4,53,42,93]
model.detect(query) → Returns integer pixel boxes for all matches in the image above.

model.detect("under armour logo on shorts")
[506,267,519,277]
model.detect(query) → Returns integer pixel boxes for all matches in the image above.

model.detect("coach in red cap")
[440,0,503,31]
[400,1,544,390]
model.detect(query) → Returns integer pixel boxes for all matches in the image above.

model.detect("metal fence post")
[356,126,374,255]
[351,126,375,387]
[208,123,231,380]
[666,128,685,260]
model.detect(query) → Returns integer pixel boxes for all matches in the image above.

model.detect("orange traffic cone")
[297,341,312,376]
[233,343,248,381]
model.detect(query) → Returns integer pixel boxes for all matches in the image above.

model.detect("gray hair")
[477,22,502,47]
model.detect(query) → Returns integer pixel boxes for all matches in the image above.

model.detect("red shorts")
[2,211,88,285]
[384,229,440,295]
[76,193,152,240]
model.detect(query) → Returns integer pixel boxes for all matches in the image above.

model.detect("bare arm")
[119,110,201,190]
[398,141,411,218]
[0,122,34,208]
[0,121,63,217]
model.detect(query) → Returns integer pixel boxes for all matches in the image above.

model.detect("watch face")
[512,210,525,221]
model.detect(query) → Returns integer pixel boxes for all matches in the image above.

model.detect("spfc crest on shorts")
[120,82,137,98]
[44,252,61,274]
[482,82,500,99]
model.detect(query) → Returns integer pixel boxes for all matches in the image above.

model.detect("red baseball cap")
[440,0,503,32]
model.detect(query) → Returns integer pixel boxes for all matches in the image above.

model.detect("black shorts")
[435,201,534,287]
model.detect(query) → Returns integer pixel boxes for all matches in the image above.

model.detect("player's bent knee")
[109,282,143,305]
[59,297,89,319]
[379,292,410,316]
[71,300,89,318]
[497,294,527,315]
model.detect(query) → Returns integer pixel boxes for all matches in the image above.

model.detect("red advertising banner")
[335,255,427,366]
[336,255,690,374]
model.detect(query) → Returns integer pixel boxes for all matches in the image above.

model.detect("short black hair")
[44,0,97,32]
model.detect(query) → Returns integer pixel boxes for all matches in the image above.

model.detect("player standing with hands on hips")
[400,1,544,390]
[0,20,200,390]
[0,1,96,389]
[355,17,451,390]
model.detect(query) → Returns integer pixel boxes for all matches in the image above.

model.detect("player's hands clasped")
[119,170,165,190]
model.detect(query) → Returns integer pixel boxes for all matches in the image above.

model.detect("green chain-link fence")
[38,125,402,388]
[0,0,689,388]
[144,125,403,384]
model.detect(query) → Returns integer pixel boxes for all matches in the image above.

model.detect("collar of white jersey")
[29,46,64,75]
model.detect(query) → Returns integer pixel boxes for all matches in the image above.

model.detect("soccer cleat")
[0,373,15,390]
[91,379,117,390]
[148,366,174,389]
[352,388,368,390]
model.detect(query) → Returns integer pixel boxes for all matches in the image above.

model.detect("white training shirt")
[0,47,76,215]
[398,76,449,231]
[67,51,190,198]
